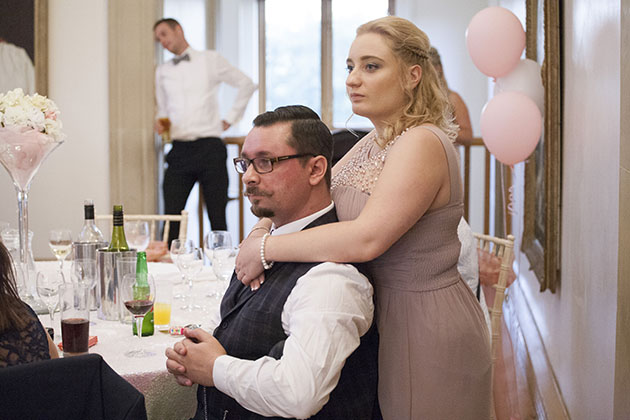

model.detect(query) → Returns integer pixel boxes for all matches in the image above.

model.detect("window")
[265,0,321,114]
[262,0,391,129]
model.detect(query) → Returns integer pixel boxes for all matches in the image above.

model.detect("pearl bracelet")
[260,232,274,270]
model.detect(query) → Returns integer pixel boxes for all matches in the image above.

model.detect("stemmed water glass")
[121,272,156,358]
[204,231,233,298]
[49,229,72,271]
[36,271,65,325]
[126,221,150,252]
[71,258,98,319]
[211,247,237,300]
[169,239,186,299]
[171,240,203,311]
[203,230,233,265]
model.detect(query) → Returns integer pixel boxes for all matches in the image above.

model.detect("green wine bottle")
[132,251,154,336]
[107,205,129,251]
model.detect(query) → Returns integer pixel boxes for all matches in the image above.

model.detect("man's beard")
[245,186,274,218]
[250,204,274,219]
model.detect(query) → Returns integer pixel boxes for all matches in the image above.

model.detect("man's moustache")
[244,187,272,197]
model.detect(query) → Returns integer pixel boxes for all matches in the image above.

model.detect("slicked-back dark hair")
[0,241,27,331]
[153,18,181,31]
[253,105,333,186]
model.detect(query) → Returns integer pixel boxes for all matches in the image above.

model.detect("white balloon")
[494,58,544,112]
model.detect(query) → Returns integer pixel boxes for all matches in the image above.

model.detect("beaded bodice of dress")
[331,124,464,292]
[331,131,396,195]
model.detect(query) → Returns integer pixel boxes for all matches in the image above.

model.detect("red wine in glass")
[61,318,89,354]
[124,299,153,316]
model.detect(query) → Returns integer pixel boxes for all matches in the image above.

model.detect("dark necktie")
[173,53,190,65]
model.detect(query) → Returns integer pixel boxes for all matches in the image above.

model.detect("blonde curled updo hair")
[356,16,457,144]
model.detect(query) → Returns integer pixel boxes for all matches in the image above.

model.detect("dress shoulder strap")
[413,124,463,205]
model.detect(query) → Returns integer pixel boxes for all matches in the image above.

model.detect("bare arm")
[236,127,452,282]
[449,91,473,146]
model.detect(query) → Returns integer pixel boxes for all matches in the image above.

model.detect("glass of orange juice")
[154,276,173,331]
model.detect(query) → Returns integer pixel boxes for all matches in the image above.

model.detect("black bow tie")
[173,53,190,65]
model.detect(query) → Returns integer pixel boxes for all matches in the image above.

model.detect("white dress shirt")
[155,47,257,140]
[209,202,374,419]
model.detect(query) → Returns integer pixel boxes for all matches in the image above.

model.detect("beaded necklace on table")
[331,127,412,195]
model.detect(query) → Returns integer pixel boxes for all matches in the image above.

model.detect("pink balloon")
[466,7,526,78]
[480,91,542,165]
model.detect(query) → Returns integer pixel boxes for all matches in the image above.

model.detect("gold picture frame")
[0,0,47,95]
[34,0,48,96]
[522,0,562,292]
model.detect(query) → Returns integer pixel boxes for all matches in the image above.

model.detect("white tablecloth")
[36,261,225,420]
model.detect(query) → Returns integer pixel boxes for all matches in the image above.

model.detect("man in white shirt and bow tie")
[154,18,257,243]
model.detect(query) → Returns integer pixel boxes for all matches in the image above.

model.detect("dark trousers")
[163,137,228,243]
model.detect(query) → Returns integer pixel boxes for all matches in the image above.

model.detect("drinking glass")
[36,271,65,325]
[211,247,237,300]
[121,272,156,358]
[71,258,98,318]
[154,276,173,331]
[203,230,232,265]
[59,283,90,356]
[116,256,137,324]
[49,229,72,271]
[169,239,187,299]
[71,258,97,288]
[125,221,150,252]
[172,240,203,311]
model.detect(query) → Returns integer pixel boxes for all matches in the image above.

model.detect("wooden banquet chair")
[473,233,516,420]
[473,233,515,364]
[95,210,189,242]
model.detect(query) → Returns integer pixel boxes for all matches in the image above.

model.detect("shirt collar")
[271,202,334,236]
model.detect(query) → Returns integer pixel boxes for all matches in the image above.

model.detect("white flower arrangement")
[0,88,65,143]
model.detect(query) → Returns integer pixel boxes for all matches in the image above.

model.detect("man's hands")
[165,327,227,387]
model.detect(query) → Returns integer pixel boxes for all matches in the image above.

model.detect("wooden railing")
[196,136,494,244]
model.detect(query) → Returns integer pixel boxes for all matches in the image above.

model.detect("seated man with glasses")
[166,105,379,420]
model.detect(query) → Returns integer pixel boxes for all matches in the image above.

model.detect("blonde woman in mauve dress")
[235,16,491,419]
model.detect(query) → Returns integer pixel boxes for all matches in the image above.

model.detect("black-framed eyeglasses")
[233,154,314,174]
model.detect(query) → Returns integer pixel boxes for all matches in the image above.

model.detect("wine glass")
[211,247,237,300]
[171,240,203,310]
[203,231,232,265]
[49,229,72,271]
[71,258,98,318]
[178,247,204,311]
[120,272,156,358]
[169,239,187,299]
[71,258,97,288]
[36,271,65,325]
[126,221,150,252]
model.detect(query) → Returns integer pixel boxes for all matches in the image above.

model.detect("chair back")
[95,210,188,243]
[0,353,147,419]
[472,233,515,364]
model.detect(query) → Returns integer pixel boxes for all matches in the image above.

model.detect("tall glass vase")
[0,127,63,308]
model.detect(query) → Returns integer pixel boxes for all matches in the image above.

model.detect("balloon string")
[498,163,517,237]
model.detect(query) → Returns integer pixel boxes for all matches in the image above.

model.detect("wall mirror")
[0,0,48,95]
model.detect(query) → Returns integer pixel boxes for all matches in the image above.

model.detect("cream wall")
[510,0,621,418]
[0,1,110,259]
